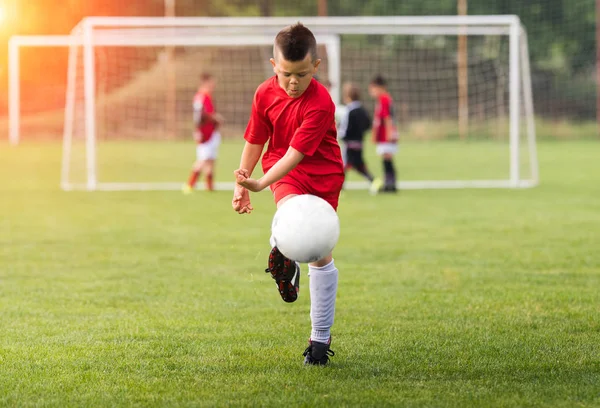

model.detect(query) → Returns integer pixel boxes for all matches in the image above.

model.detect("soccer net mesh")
[62,17,537,191]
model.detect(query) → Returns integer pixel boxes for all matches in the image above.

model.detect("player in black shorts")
[338,82,382,194]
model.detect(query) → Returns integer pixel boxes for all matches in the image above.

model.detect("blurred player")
[338,82,382,194]
[232,23,343,366]
[369,74,398,193]
[183,73,224,193]
[322,79,347,132]
[321,78,348,164]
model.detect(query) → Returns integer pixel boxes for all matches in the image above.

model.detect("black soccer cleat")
[381,184,397,193]
[265,246,300,303]
[303,339,335,366]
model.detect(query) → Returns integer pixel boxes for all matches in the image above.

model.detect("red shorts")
[270,173,344,211]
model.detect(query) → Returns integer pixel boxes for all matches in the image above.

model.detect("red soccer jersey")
[193,91,217,143]
[244,77,344,182]
[373,92,397,143]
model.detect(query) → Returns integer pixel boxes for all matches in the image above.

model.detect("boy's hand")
[234,169,265,192]
[232,183,253,214]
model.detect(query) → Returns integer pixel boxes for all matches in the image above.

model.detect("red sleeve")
[290,109,334,157]
[201,96,217,122]
[244,90,271,145]
[379,96,390,119]
[205,95,214,113]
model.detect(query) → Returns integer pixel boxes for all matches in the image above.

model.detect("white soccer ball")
[271,194,340,263]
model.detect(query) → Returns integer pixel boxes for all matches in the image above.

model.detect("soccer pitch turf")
[0,140,599,407]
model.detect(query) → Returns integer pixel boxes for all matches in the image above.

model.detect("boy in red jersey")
[232,23,343,366]
[183,73,224,193]
[369,75,398,193]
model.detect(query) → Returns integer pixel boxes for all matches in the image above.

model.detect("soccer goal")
[20,16,538,191]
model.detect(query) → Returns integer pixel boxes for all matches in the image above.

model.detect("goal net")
[59,16,537,191]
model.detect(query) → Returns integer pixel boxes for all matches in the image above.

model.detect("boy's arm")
[232,141,264,214]
[236,147,304,192]
[384,116,397,141]
[234,85,273,213]
[238,141,264,176]
[379,96,397,142]
[201,111,224,125]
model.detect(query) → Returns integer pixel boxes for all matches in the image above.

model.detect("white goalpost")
[9,15,538,191]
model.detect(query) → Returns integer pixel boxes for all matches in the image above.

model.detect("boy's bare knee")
[310,252,333,267]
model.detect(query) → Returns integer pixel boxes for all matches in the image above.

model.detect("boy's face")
[368,84,381,98]
[270,49,320,98]
[342,84,352,104]
[204,78,216,93]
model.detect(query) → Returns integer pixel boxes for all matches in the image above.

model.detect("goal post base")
[61,180,538,192]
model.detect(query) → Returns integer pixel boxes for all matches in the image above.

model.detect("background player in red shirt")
[232,23,343,366]
[183,73,224,193]
[369,75,399,193]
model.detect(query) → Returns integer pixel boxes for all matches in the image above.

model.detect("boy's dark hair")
[274,22,318,62]
[344,82,361,101]
[200,72,213,83]
[370,74,387,87]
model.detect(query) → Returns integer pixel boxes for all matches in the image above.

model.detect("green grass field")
[1,140,599,407]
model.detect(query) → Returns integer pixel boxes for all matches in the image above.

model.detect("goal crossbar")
[79,15,521,28]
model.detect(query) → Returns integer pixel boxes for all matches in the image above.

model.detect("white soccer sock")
[308,260,339,344]
[269,234,276,248]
